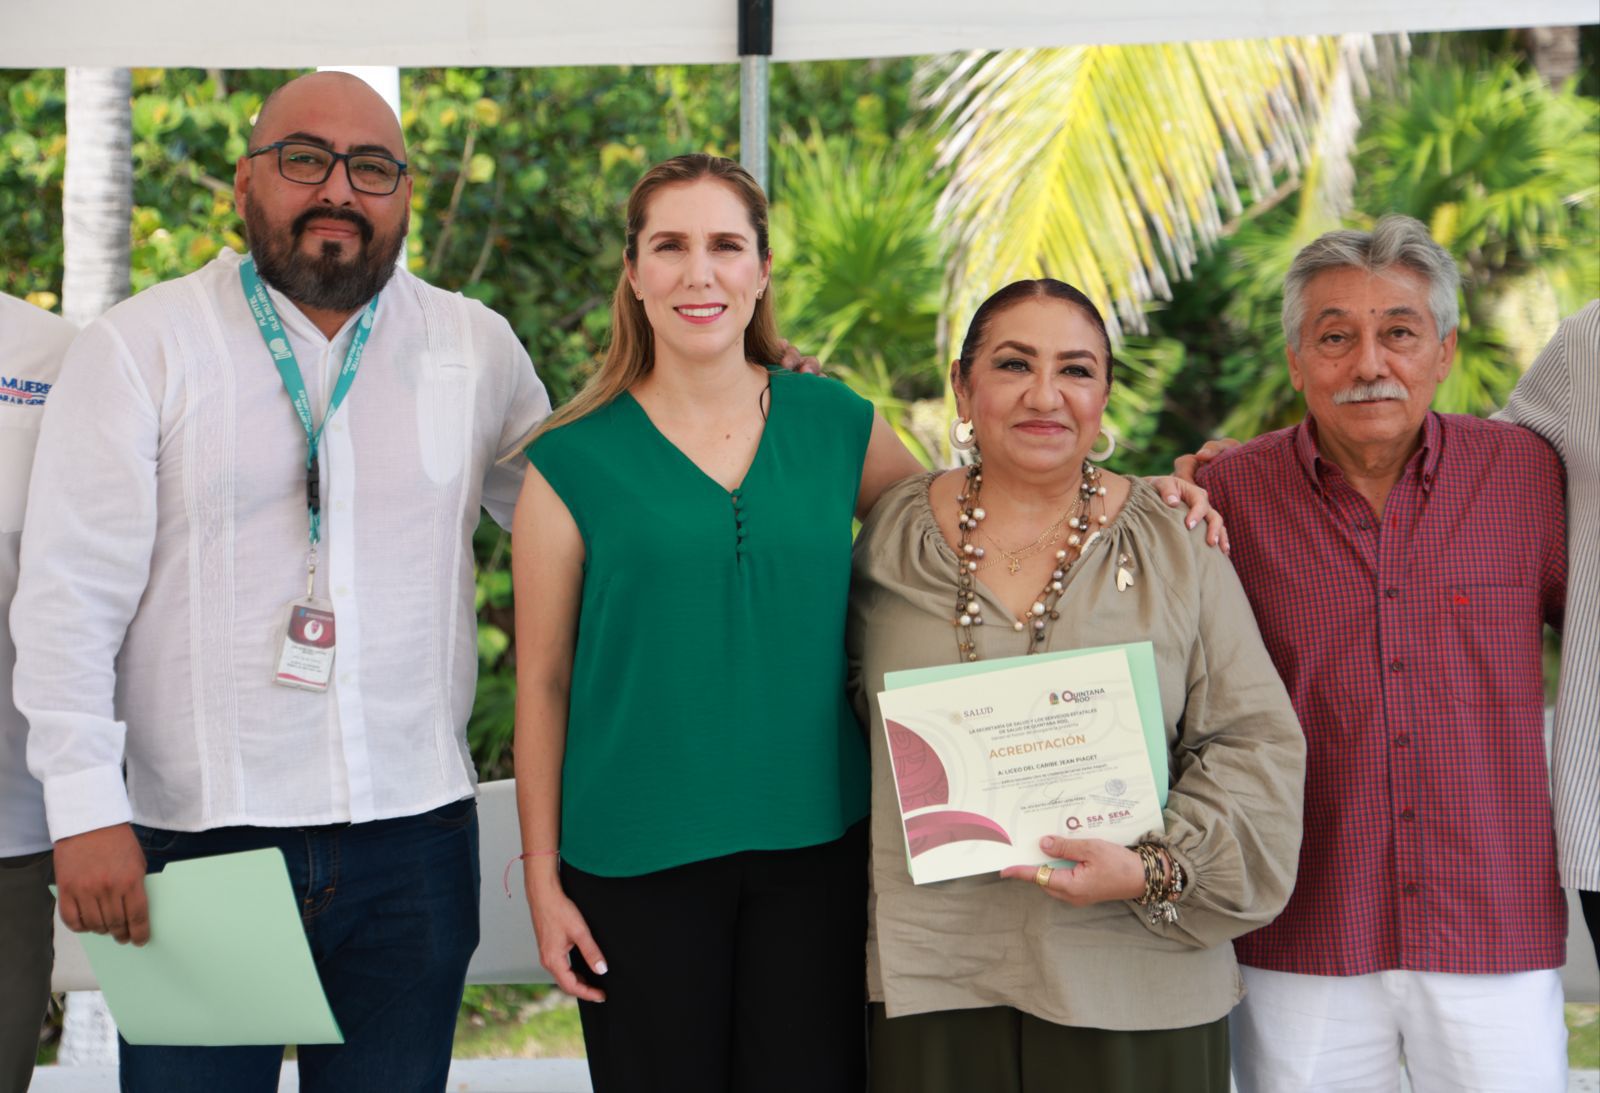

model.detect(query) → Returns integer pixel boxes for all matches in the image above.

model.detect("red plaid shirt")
[1197,412,1567,976]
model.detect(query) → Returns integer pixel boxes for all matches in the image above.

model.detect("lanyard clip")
[306,462,321,516]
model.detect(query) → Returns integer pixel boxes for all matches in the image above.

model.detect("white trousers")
[1230,966,1567,1093]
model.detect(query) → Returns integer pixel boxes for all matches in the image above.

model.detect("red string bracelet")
[502,850,559,898]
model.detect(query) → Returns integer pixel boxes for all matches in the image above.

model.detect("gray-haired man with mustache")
[1188,216,1569,1092]
[11,72,550,1090]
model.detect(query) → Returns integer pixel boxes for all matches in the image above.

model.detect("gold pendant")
[1007,559,1021,575]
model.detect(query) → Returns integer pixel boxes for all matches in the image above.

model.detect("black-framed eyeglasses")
[246,141,408,195]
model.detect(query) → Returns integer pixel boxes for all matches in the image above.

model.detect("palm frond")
[1106,335,1188,464]
[926,36,1374,348]
[770,129,949,398]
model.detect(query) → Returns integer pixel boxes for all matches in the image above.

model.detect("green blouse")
[527,368,874,876]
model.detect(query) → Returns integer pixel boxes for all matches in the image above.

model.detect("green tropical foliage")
[771,130,946,395]
[0,72,68,303]
[769,129,948,463]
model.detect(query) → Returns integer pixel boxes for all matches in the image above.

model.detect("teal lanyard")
[239,255,379,553]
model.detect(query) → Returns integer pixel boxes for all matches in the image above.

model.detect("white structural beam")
[4,1,1595,68]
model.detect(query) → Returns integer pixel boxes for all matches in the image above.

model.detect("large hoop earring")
[1087,429,1116,462]
[949,418,977,452]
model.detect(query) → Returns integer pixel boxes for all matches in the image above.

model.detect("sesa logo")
[1049,686,1107,705]
[0,376,51,407]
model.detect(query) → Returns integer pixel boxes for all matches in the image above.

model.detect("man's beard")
[244,202,406,312]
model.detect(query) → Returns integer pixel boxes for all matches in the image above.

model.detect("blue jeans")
[119,798,480,1093]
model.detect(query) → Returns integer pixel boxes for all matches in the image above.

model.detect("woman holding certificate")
[508,153,922,1092]
[848,278,1306,1093]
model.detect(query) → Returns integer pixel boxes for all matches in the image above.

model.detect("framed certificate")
[878,642,1168,885]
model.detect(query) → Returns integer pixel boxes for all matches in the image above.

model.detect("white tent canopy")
[5,0,1595,68]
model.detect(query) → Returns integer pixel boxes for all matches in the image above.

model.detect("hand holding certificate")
[878,642,1168,885]
[60,849,342,1046]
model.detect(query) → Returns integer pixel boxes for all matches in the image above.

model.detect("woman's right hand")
[528,880,609,1003]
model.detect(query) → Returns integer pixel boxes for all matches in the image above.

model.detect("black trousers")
[0,851,53,1093]
[561,821,868,1093]
[868,1003,1230,1093]
[1583,888,1599,957]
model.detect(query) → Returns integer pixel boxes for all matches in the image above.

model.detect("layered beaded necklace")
[952,460,1106,662]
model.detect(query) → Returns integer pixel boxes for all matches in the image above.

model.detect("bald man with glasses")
[11,71,551,1092]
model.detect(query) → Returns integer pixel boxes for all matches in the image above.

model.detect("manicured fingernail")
[1167,494,1178,504]
[594,961,608,975]
[1186,518,1197,529]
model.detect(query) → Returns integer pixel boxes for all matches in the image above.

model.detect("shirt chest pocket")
[1436,583,1545,708]
[415,354,471,485]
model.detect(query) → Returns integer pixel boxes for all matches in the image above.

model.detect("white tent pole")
[737,0,772,192]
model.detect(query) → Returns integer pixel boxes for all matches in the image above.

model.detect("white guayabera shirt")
[0,294,76,857]
[12,249,550,840]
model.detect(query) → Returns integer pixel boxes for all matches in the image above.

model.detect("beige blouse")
[848,472,1305,1031]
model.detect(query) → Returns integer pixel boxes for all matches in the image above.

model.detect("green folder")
[884,640,1169,805]
[59,847,342,1046]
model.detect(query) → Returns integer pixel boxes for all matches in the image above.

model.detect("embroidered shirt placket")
[317,326,375,821]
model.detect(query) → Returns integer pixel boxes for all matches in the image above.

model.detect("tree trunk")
[59,65,133,1069]
[63,67,132,327]
[1526,26,1580,88]
[57,991,118,1067]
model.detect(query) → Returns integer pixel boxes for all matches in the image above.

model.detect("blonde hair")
[516,154,784,450]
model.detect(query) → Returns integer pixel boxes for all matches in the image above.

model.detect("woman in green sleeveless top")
[509,154,922,1092]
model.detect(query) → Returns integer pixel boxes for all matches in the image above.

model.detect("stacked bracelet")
[1133,842,1187,925]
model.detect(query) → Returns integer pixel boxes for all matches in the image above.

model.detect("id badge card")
[274,597,337,692]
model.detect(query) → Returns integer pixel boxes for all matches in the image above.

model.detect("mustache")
[1332,380,1408,405]
[292,207,374,244]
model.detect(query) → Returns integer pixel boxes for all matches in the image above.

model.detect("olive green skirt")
[868,1003,1229,1093]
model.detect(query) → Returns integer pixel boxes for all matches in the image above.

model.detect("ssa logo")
[0,376,51,407]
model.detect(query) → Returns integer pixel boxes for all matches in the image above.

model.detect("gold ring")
[1035,864,1054,888]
